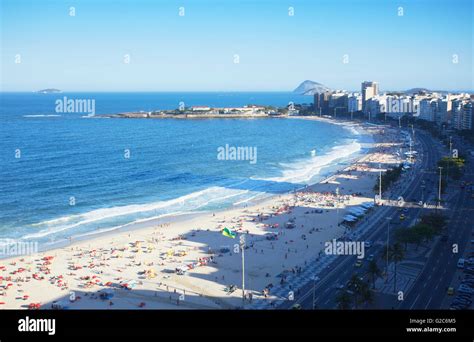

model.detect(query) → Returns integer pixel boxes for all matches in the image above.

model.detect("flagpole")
[241,234,245,307]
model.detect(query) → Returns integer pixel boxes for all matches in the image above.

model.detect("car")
[447,287,455,295]
[354,260,363,268]
[364,241,372,249]
[399,214,405,220]
[367,254,375,261]
[291,304,302,310]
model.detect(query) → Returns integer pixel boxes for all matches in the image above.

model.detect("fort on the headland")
[102,104,304,119]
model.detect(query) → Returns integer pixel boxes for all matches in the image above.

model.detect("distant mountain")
[293,80,331,95]
[404,87,455,95]
[37,88,61,94]
[404,87,431,94]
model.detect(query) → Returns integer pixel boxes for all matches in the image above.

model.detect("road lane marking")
[410,294,420,309]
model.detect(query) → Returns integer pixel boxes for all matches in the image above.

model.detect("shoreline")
[0,118,405,310]
[2,116,372,256]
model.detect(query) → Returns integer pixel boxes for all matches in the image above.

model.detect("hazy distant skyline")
[1,0,473,92]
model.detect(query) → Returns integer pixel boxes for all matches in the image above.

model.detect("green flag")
[222,227,236,239]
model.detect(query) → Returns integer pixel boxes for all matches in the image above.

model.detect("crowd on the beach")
[0,124,408,309]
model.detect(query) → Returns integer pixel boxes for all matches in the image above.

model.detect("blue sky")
[1,0,472,91]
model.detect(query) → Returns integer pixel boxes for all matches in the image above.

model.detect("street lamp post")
[438,167,443,208]
[385,217,391,283]
[446,136,452,184]
[240,234,246,306]
[379,164,382,203]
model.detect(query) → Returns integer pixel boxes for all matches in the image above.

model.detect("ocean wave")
[21,185,256,241]
[18,135,364,244]
[259,139,361,184]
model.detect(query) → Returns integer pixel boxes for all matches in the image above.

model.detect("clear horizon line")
[1,88,473,93]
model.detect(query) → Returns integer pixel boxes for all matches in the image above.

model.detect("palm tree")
[335,291,352,310]
[388,243,405,294]
[359,283,375,308]
[368,259,382,289]
[347,274,364,308]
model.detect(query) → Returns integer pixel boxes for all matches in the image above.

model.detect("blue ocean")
[0,92,369,248]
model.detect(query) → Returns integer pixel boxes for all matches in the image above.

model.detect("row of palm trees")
[394,213,447,250]
[335,243,405,309]
[335,273,374,309]
[334,213,446,309]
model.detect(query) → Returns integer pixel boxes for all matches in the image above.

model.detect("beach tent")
[348,208,366,216]
[343,215,358,222]
[361,202,374,209]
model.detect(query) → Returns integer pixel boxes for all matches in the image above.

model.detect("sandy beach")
[0,119,406,310]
